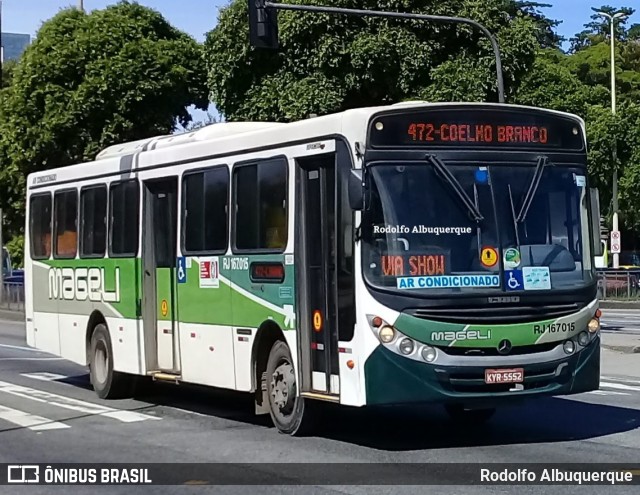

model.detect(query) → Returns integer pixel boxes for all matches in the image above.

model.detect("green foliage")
[5,236,24,269]
[0,1,209,239]
[1,60,17,89]
[514,49,608,115]
[204,0,557,121]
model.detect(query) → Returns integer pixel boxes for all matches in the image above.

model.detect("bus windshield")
[362,159,594,294]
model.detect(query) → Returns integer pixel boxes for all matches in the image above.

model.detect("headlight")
[399,338,415,355]
[563,340,576,354]
[421,346,437,362]
[578,331,589,346]
[588,318,600,333]
[379,325,396,343]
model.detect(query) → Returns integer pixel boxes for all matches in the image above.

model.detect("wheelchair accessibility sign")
[504,270,524,291]
[177,257,187,284]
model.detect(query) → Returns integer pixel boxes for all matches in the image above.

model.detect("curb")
[0,309,25,322]
[599,300,640,309]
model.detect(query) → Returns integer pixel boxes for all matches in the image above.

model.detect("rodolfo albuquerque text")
[374,225,473,235]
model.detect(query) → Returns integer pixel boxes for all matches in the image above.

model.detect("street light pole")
[78,0,84,12]
[597,10,626,269]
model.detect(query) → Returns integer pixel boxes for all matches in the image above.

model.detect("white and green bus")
[25,102,603,434]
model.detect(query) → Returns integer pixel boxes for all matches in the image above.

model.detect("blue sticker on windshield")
[475,167,489,184]
[396,274,500,289]
[505,270,524,291]
[575,175,586,187]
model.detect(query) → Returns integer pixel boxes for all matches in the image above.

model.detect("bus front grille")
[437,362,570,394]
[435,342,559,357]
[406,302,582,324]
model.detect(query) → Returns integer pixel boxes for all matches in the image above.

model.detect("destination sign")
[368,107,585,151]
[250,262,285,283]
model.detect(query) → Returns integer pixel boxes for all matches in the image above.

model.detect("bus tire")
[265,340,315,436]
[444,404,496,424]
[89,324,129,399]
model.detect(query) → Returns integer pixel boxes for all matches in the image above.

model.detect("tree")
[0,1,209,237]
[569,5,635,53]
[514,48,608,115]
[1,60,17,89]
[204,0,561,121]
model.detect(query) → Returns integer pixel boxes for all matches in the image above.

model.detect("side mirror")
[348,169,364,210]
[590,188,603,257]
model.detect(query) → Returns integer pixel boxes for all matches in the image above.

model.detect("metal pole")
[598,10,625,269]
[1,0,3,87]
[264,2,505,103]
[0,208,4,305]
[610,16,619,268]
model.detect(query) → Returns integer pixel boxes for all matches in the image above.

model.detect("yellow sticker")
[161,299,169,317]
[313,310,323,332]
[480,247,498,268]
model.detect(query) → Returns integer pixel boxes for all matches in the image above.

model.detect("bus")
[24,102,603,435]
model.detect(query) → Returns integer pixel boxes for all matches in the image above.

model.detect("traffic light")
[248,0,279,49]
[600,216,609,240]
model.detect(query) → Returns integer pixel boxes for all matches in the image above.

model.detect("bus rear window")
[30,194,52,260]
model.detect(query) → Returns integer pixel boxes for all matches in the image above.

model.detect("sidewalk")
[0,308,24,322]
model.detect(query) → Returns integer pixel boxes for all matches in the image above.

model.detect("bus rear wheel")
[444,405,496,424]
[265,340,314,436]
[89,324,129,399]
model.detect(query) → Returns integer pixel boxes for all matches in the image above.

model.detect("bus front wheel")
[444,405,496,424]
[89,324,129,399]
[265,340,315,436]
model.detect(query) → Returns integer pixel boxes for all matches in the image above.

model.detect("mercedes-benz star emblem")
[497,339,512,355]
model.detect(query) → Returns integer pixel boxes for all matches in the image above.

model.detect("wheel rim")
[270,357,296,421]
[94,342,108,385]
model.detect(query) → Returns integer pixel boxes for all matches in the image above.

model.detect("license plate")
[484,368,524,384]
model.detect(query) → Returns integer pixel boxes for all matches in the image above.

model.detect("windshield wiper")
[508,184,521,246]
[517,156,550,223]
[427,155,484,223]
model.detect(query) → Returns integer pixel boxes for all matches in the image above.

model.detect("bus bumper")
[363,336,600,407]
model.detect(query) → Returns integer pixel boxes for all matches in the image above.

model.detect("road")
[0,316,639,494]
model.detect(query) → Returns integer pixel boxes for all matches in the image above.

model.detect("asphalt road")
[601,309,640,335]
[0,317,639,494]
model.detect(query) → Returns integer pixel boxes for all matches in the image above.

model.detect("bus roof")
[27,102,585,189]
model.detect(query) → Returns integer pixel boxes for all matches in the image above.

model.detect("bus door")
[296,151,340,396]
[142,177,180,373]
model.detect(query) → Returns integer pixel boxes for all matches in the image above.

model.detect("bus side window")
[30,194,52,260]
[234,158,288,252]
[54,190,78,259]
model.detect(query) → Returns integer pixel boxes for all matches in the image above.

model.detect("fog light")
[379,325,396,343]
[587,318,600,333]
[578,331,589,346]
[563,340,576,354]
[421,346,437,362]
[399,338,415,355]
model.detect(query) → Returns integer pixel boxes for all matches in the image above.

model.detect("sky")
[2,0,639,123]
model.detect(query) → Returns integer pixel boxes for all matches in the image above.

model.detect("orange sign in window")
[313,310,323,332]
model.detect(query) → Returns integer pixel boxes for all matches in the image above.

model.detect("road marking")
[602,376,640,385]
[0,404,69,431]
[0,343,48,353]
[0,380,160,423]
[588,390,630,396]
[21,372,69,382]
[0,358,65,361]
[600,381,640,392]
